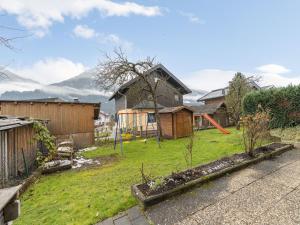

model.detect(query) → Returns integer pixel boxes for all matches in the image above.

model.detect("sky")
[1,0,300,91]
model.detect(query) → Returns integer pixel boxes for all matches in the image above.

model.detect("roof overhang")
[109,64,192,101]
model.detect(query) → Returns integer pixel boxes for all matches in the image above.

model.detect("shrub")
[241,110,270,157]
[243,85,300,128]
[33,121,57,165]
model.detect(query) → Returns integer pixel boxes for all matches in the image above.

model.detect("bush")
[241,110,270,157]
[243,85,300,128]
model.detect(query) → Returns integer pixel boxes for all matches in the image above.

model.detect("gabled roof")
[132,100,164,109]
[109,64,192,101]
[191,102,226,114]
[197,80,262,102]
[159,105,194,114]
[197,88,228,102]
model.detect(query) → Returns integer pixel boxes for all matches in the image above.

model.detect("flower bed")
[132,143,294,208]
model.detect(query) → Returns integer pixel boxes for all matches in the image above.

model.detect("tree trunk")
[153,97,162,142]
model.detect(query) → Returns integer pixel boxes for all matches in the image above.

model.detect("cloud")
[73,24,133,51]
[256,64,290,74]
[182,67,300,92]
[73,24,96,39]
[10,58,87,84]
[258,72,300,87]
[0,0,162,36]
[182,69,235,91]
[179,11,204,24]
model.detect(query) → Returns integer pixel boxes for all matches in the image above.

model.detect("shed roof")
[191,102,226,114]
[132,100,164,109]
[0,99,100,106]
[0,116,34,131]
[159,105,194,114]
[109,64,192,101]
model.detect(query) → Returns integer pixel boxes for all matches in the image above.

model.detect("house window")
[174,94,179,102]
[147,113,156,123]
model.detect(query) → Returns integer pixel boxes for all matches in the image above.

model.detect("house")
[192,102,228,129]
[96,111,111,126]
[194,80,264,129]
[109,64,192,136]
[159,106,194,139]
[0,116,37,184]
[0,100,100,148]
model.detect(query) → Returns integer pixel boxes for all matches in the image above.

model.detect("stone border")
[18,169,42,196]
[131,143,294,209]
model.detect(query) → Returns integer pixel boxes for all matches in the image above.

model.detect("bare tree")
[0,22,28,78]
[96,48,168,141]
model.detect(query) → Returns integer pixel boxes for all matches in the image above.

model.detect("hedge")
[243,85,300,128]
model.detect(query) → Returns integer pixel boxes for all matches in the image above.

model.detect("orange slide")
[202,113,230,134]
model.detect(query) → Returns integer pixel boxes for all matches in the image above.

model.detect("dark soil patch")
[137,143,288,196]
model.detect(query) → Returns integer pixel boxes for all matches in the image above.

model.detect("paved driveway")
[146,147,300,225]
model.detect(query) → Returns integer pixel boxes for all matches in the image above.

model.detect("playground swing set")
[113,111,158,153]
[113,111,230,155]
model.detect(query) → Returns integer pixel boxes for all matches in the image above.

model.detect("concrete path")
[96,206,150,225]
[146,147,300,225]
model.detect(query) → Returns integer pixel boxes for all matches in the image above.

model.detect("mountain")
[0,69,206,114]
[0,69,38,83]
[52,68,98,89]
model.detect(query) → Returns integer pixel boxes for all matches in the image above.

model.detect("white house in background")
[96,111,110,126]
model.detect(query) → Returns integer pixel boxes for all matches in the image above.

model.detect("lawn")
[15,128,244,225]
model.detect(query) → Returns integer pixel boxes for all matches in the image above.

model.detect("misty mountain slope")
[0,69,206,114]
[0,69,38,83]
[52,68,98,89]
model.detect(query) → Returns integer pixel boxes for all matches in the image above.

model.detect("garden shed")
[0,116,37,185]
[0,100,100,148]
[159,106,194,139]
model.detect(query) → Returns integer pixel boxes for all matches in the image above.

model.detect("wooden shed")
[0,100,100,149]
[159,106,194,139]
[0,116,37,185]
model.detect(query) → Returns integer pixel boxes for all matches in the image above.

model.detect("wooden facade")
[0,119,37,184]
[0,100,100,148]
[159,106,193,139]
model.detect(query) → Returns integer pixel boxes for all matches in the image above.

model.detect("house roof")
[132,100,165,109]
[197,88,228,102]
[159,105,194,114]
[197,80,261,102]
[0,116,34,131]
[191,102,226,114]
[109,64,192,101]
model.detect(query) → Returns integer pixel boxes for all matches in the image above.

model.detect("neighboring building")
[109,64,192,135]
[96,111,111,126]
[0,100,100,148]
[194,80,266,129]
[192,103,229,129]
[159,106,194,139]
[0,116,37,184]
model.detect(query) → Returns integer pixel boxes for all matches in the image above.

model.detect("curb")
[131,143,294,208]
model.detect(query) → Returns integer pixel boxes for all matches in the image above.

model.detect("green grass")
[15,128,244,225]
